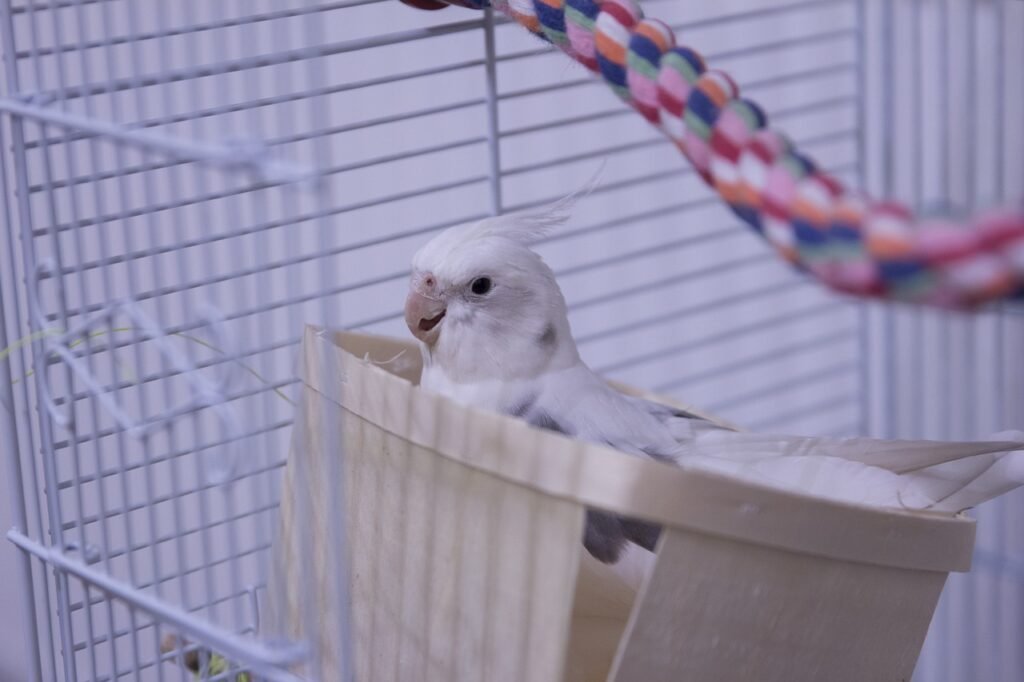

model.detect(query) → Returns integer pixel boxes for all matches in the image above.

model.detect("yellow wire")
[1,326,295,406]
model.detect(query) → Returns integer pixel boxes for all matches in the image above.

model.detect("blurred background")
[0,0,1022,679]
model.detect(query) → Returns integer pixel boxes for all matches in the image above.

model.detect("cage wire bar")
[0,0,1021,680]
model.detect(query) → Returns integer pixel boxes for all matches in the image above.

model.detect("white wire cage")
[0,0,1022,680]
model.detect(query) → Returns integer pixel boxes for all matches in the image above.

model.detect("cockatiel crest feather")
[474,185,585,243]
[412,176,594,276]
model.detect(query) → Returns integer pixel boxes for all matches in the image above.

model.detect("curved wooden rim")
[300,326,975,573]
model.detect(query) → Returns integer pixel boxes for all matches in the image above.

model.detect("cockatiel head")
[405,201,582,383]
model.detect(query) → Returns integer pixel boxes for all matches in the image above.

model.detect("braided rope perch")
[401,0,1024,310]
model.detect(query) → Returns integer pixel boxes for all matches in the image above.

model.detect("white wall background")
[0,0,1021,679]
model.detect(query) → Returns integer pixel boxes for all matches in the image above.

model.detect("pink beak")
[405,276,447,345]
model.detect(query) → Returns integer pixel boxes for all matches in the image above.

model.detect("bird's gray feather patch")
[529,410,574,437]
[633,395,708,422]
[620,518,662,552]
[583,510,628,563]
[507,393,538,418]
[538,323,557,348]
[670,407,707,421]
[639,444,675,463]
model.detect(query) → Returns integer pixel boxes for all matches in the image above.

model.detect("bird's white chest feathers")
[419,361,532,414]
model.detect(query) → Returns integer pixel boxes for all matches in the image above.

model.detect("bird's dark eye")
[471,277,492,295]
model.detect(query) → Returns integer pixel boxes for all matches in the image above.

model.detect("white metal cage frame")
[0,0,1021,680]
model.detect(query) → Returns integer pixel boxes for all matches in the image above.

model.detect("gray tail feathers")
[583,509,662,563]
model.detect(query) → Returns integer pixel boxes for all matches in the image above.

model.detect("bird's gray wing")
[511,395,666,563]
[623,394,707,421]
[622,393,729,443]
[583,391,733,556]
[512,405,631,562]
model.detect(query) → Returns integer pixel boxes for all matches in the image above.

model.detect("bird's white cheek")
[445,301,475,326]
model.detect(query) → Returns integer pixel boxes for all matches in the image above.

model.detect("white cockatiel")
[403,197,1024,565]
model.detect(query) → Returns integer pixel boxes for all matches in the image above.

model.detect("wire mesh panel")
[0,0,1020,680]
[855,1,1024,679]
[0,1,356,678]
